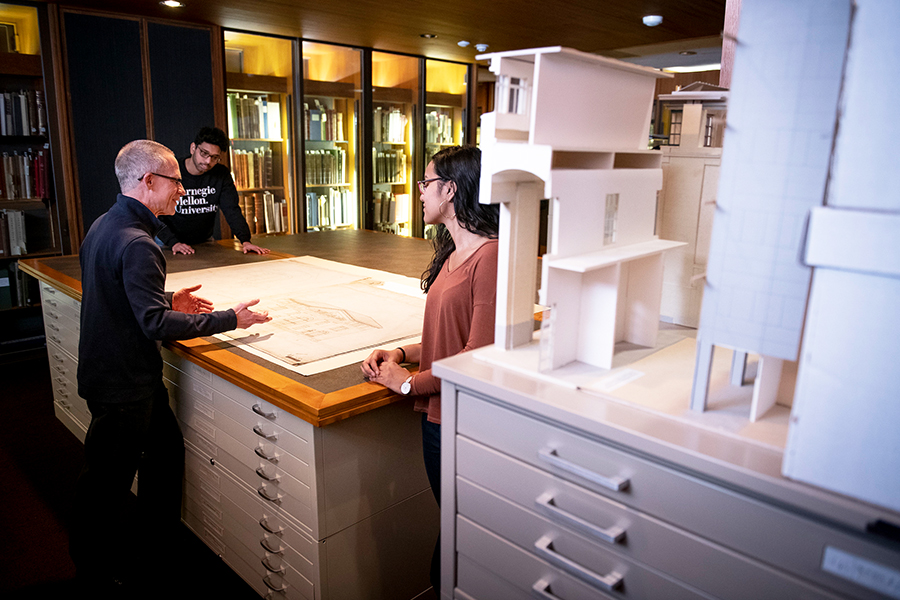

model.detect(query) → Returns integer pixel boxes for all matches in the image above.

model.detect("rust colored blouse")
[411,239,499,424]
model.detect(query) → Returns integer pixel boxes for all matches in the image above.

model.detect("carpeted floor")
[0,348,257,599]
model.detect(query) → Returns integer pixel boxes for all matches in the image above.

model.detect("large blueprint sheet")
[165,256,425,375]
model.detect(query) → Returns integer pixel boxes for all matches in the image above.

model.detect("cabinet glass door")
[301,41,361,232]
[370,51,420,237]
[223,31,294,236]
[424,59,468,238]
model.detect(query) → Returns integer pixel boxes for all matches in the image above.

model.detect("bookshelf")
[371,51,418,237]
[423,59,468,238]
[0,2,61,353]
[224,32,294,238]
[302,42,362,232]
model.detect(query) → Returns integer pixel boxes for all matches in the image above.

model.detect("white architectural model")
[475,46,682,372]
[656,83,728,328]
[689,0,852,421]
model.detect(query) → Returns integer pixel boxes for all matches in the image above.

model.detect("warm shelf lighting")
[643,15,663,26]
[664,63,721,73]
[160,1,184,7]
[457,41,470,47]
[421,33,437,38]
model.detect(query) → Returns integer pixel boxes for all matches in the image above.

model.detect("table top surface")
[21,230,437,426]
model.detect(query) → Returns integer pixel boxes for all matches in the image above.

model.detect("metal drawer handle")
[53,364,68,375]
[50,334,62,344]
[55,375,67,385]
[263,575,287,592]
[255,447,279,464]
[260,537,285,555]
[535,492,625,544]
[538,448,629,492]
[257,486,283,504]
[47,322,60,332]
[256,466,280,483]
[253,403,277,420]
[532,578,561,599]
[261,556,285,574]
[259,517,284,535]
[52,353,64,361]
[47,311,59,319]
[534,535,623,592]
[253,425,278,442]
[56,388,69,398]
[45,299,58,307]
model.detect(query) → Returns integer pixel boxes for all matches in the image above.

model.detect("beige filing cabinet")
[40,281,90,439]
[36,278,439,600]
[164,349,438,600]
[434,351,900,600]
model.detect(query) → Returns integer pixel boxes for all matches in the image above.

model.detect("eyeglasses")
[139,172,184,187]
[417,177,446,193]
[197,147,221,162]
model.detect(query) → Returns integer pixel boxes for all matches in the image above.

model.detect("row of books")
[0,208,26,256]
[372,191,410,225]
[305,148,347,186]
[0,262,39,309]
[305,189,356,229]
[227,93,282,140]
[426,110,454,145]
[230,147,275,190]
[304,100,345,142]
[373,107,407,144]
[374,149,407,184]
[1,150,51,200]
[0,90,46,137]
[239,191,288,235]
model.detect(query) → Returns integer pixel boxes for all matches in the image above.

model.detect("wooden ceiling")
[50,0,726,63]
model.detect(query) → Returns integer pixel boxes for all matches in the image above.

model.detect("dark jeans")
[70,382,184,585]
[422,413,441,594]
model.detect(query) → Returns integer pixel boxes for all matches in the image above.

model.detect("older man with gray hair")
[71,139,271,596]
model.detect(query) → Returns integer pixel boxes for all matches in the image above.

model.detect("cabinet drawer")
[456,554,529,600]
[456,441,841,600]
[182,420,316,537]
[184,478,316,594]
[167,372,312,483]
[164,358,313,466]
[51,372,92,427]
[40,283,81,321]
[185,438,312,538]
[47,340,77,384]
[457,515,711,600]
[457,392,900,599]
[44,316,79,359]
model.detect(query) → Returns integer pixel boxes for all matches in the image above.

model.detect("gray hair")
[114,140,175,193]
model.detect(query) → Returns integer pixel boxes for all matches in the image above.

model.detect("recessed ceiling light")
[421,33,437,39]
[160,0,184,7]
[642,15,663,26]
[679,50,697,56]
[458,41,470,47]
[475,44,488,52]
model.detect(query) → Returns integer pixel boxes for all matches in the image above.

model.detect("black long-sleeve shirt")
[157,157,252,246]
[78,194,237,402]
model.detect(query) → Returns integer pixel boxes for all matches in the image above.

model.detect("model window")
[669,110,682,146]
[604,193,619,245]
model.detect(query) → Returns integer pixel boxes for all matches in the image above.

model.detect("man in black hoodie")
[72,139,271,595]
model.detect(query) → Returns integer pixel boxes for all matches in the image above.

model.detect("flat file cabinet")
[39,281,90,439]
[36,277,439,599]
[434,351,900,600]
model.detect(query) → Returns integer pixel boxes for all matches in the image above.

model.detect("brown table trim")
[20,235,429,427]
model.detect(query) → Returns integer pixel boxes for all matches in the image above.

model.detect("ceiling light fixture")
[642,15,663,27]
[160,0,184,7]
[421,33,437,39]
[679,50,697,56]
[475,43,488,52]
[458,41,470,47]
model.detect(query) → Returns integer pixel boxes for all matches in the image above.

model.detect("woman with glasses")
[361,144,499,593]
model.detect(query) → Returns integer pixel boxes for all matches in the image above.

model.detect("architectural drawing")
[165,256,425,370]
[474,46,683,372]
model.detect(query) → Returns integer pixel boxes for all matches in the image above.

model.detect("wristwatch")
[400,375,413,396]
